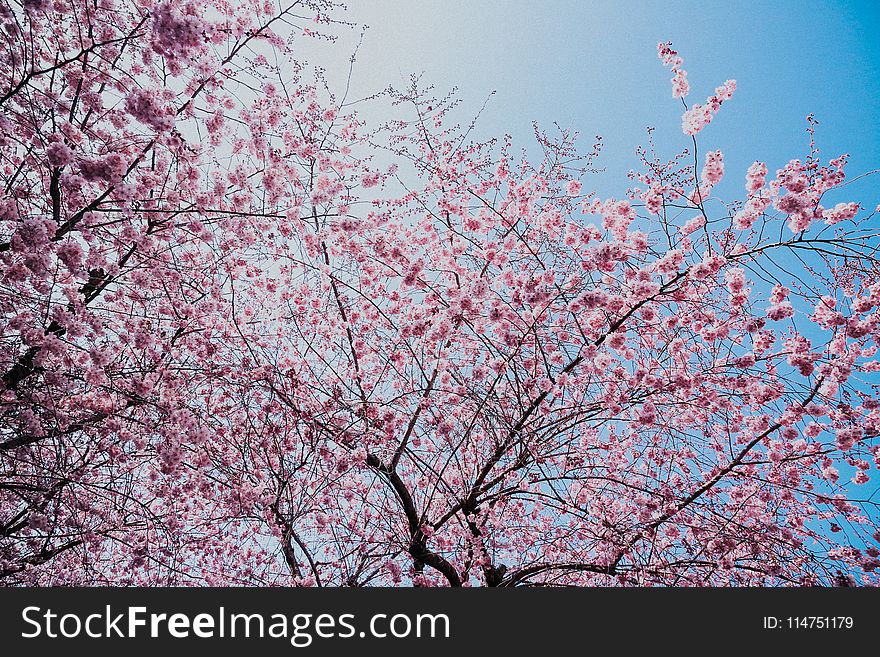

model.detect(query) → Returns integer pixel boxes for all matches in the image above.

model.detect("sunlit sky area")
[313,0,880,203]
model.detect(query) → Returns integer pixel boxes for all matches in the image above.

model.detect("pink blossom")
[56,241,84,272]
[22,0,50,13]
[679,214,706,236]
[769,284,790,304]
[701,150,725,186]
[125,89,174,132]
[681,80,736,135]
[46,142,74,167]
[79,153,127,183]
[361,171,381,188]
[822,201,859,225]
[745,161,768,193]
[724,267,746,293]
[657,42,690,98]
[733,195,771,229]
[151,3,206,63]
[643,186,663,214]
[813,296,846,329]
[835,427,862,451]
[682,103,712,136]
[767,301,794,321]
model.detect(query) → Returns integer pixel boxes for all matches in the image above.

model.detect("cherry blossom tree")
[2,2,879,586]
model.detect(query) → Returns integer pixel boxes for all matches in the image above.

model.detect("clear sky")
[331,0,879,203]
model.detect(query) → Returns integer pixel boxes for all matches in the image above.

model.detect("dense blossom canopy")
[1,1,879,586]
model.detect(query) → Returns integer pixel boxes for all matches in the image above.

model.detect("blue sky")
[338,0,880,203]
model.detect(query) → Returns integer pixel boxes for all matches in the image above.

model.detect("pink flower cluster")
[767,284,794,321]
[688,253,725,280]
[657,42,690,99]
[361,171,381,188]
[652,248,684,274]
[12,216,55,250]
[700,150,724,186]
[769,284,789,303]
[151,3,206,71]
[643,185,663,214]
[835,427,862,452]
[822,201,859,225]
[724,267,746,293]
[125,89,174,132]
[786,335,816,376]
[767,301,794,321]
[679,214,706,236]
[46,141,75,168]
[733,195,771,230]
[724,267,750,306]
[745,161,767,193]
[55,241,84,272]
[636,401,658,425]
[771,159,819,232]
[22,0,50,14]
[812,296,846,330]
[681,80,736,135]
[592,199,635,240]
[79,152,128,183]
